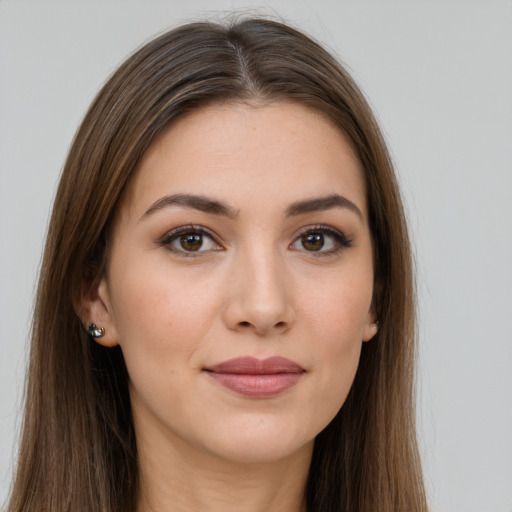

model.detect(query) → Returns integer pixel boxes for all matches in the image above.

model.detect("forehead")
[121,101,367,219]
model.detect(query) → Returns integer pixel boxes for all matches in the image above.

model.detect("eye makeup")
[159,224,223,257]
[158,221,353,260]
[290,224,353,256]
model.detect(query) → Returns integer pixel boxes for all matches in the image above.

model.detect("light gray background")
[1,1,511,511]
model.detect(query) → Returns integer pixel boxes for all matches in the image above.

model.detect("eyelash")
[159,224,352,257]
[290,224,353,256]
[159,224,221,257]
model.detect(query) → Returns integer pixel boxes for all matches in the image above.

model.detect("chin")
[209,438,314,466]
[193,414,318,466]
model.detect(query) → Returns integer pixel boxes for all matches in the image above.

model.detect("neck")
[135,427,312,512]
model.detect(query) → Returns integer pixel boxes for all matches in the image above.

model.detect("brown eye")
[179,233,203,251]
[290,226,352,255]
[162,227,221,256]
[301,233,324,251]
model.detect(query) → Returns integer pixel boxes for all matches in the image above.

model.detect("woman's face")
[89,102,377,465]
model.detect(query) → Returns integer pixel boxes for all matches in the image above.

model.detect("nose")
[222,248,295,336]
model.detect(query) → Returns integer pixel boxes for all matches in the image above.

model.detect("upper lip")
[204,356,305,374]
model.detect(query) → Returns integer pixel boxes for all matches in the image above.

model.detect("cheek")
[107,264,223,431]
[108,260,221,374]
[300,270,372,417]
[302,266,373,342]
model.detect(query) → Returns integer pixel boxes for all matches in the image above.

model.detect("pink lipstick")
[204,356,305,398]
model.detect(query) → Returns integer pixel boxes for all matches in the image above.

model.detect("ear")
[362,310,378,342]
[75,277,119,347]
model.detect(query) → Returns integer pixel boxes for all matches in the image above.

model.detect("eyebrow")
[140,194,239,220]
[140,192,363,222]
[285,194,364,220]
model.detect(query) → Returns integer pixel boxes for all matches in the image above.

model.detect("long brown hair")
[8,17,427,512]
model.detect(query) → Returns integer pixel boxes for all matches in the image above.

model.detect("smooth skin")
[83,101,377,512]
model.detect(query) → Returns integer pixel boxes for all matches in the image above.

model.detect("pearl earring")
[88,323,105,339]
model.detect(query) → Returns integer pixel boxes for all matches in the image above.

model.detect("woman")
[8,17,427,512]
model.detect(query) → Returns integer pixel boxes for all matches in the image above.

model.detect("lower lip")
[206,372,303,398]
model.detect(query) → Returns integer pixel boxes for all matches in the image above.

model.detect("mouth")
[203,356,306,398]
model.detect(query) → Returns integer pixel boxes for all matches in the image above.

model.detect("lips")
[203,356,305,397]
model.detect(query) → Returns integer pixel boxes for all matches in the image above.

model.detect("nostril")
[276,321,286,328]
[240,321,250,327]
